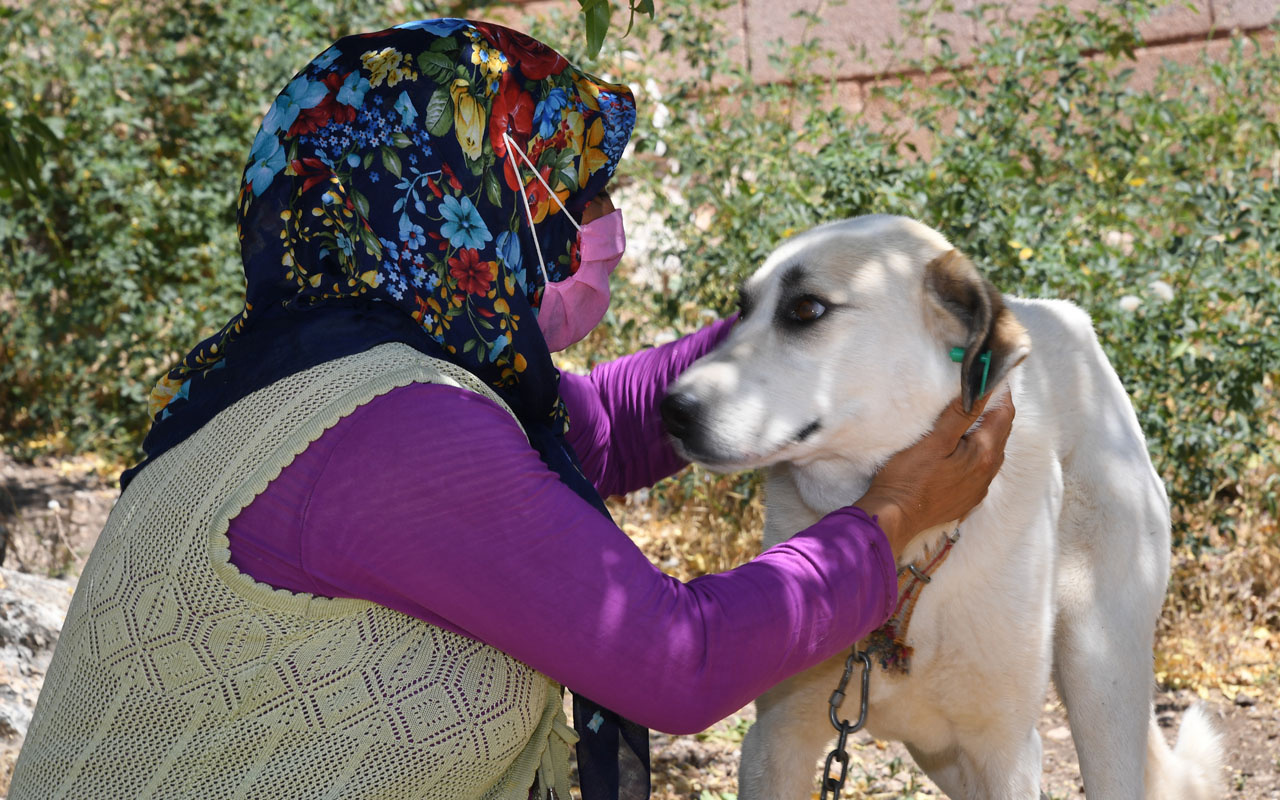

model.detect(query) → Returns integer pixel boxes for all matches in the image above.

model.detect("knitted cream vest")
[10,343,576,800]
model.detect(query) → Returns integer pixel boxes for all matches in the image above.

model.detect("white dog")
[661,215,1223,799]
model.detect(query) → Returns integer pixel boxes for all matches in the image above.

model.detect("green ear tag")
[950,347,993,396]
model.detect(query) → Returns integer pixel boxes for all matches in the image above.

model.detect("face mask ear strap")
[502,132,581,233]
[503,133,552,286]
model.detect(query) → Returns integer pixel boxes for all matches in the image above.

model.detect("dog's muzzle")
[659,390,701,443]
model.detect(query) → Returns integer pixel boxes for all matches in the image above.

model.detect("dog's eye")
[787,296,826,323]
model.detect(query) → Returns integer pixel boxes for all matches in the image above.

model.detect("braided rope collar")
[865,525,961,675]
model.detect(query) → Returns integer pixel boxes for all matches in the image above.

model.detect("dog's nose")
[660,391,700,440]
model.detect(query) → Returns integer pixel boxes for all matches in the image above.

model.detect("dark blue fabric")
[130,19,637,484]
[122,19,648,800]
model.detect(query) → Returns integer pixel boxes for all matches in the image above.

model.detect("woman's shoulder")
[335,381,527,452]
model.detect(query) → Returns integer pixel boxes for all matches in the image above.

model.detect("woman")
[10,19,1012,800]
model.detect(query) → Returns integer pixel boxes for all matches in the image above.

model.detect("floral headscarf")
[132,18,635,473]
[123,20,646,800]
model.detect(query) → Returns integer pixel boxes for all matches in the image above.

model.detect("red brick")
[479,0,584,41]
[1141,0,1212,42]
[854,73,957,160]
[834,78,866,115]
[743,0,979,83]
[480,0,748,86]
[1123,41,1196,95]
[1213,0,1280,31]
[643,1,750,84]
[989,0,1211,45]
[1122,32,1272,94]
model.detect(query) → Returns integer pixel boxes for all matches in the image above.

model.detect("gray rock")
[0,568,74,744]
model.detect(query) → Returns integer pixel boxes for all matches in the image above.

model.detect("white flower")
[1119,295,1142,312]
[652,101,670,130]
[1150,279,1174,302]
[47,499,61,511]
[1104,230,1135,256]
[643,77,664,101]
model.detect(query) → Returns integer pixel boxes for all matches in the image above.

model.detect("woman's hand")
[855,390,1015,561]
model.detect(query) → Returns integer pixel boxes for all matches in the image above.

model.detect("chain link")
[819,648,871,800]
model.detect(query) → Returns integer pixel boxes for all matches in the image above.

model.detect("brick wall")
[492,0,1277,106]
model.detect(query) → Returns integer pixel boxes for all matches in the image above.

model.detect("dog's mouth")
[661,385,833,470]
[664,413,827,474]
[794,419,822,443]
[673,442,774,473]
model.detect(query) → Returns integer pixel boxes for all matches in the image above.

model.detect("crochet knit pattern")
[11,343,576,800]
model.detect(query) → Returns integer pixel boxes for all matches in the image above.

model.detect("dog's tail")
[1144,703,1225,800]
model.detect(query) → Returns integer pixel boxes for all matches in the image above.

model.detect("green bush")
[2,0,1276,544]
[0,0,481,456]
[579,0,1280,542]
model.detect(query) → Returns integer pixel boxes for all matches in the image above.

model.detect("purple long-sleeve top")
[227,319,897,735]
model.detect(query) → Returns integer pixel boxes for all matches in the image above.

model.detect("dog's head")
[662,215,1030,472]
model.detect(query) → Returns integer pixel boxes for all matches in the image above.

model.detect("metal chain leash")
[818,648,872,800]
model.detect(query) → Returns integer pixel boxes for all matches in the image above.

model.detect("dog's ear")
[924,249,1031,412]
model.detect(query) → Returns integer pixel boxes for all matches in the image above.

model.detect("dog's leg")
[739,654,847,800]
[1052,461,1170,798]
[1052,603,1153,799]
[908,725,1044,799]
[1052,539,1161,800]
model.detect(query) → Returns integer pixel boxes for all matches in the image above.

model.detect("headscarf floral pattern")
[146,19,635,436]
[124,21,646,800]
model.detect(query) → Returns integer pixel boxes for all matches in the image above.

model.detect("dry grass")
[620,482,1280,797]
[614,470,1280,706]
[607,466,766,582]
[1156,513,1280,704]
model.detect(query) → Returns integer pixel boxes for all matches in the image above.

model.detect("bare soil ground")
[2,451,1277,798]
[645,684,1280,799]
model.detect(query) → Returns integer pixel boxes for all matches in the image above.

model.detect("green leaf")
[559,164,579,191]
[625,0,654,35]
[35,115,64,140]
[362,151,375,169]
[424,88,453,137]
[348,187,371,219]
[580,0,613,58]
[484,169,503,206]
[554,147,576,173]
[381,147,402,178]
[417,50,456,82]
[392,131,413,149]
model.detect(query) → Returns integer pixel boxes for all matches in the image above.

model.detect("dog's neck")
[765,456,957,564]
[787,455,879,516]
[763,457,874,547]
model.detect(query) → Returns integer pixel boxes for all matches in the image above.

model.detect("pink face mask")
[505,133,626,352]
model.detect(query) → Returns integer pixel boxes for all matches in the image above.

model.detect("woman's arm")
[229,381,894,735]
[560,316,735,497]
